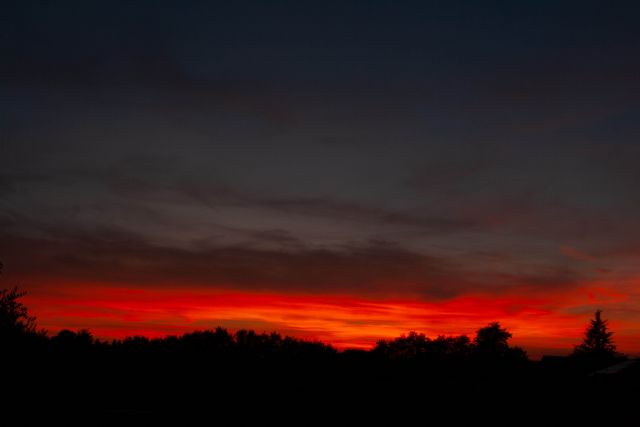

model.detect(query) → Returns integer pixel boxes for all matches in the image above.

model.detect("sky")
[1,1,640,357]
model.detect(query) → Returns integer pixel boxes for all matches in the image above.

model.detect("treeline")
[0,285,624,368]
[23,327,338,362]
[2,284,636,422]
[6,322,527,364]
[3,285,529,364]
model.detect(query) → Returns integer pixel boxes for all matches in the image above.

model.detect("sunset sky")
[2,1,640,357]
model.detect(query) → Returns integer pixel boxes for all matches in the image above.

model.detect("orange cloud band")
[22,282,640,359]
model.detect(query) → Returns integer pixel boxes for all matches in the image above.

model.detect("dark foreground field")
[3,291,636,424]
[6,346,639,425]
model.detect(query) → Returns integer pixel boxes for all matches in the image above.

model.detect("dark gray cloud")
[1,164,478,235]
[0,224,587,299]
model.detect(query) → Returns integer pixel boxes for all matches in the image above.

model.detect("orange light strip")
[21,282,640,358]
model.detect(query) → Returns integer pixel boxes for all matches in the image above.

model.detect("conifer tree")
[573,310,618,360]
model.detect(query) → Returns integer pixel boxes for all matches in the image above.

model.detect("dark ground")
[6,349,639,425]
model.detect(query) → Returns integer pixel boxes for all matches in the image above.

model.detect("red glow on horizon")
[21,281,640,359]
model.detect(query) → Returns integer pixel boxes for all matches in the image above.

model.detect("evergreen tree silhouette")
[573,310,618,360]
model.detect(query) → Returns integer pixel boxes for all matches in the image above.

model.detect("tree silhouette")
[474,322,511,358]
[374,331,431,360]
[0,286,38,337]
[473,322,527,362]
[0,261,37,337]
[573,310,619,362]
[52,329,95,348]
[475,322,511,349]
